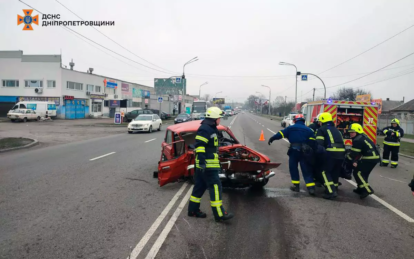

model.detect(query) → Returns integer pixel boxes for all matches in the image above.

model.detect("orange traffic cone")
[259,130,265,141]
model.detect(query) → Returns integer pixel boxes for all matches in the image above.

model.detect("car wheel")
[23,117,27,122]
[10,119,15,122]
[128,131,132,134]
[148,126,152,133]
[37,116,41,121]
[158,124,161,131]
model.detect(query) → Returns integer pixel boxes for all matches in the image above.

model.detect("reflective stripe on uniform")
[383,129,388,134]
[326,148,346,152]
[309,137,315,141]
[292,180,300,184]
[195,146,205,153]
[322,171,333,193]
[396,132,400,137]
[279,131,285,138]
[383,141,400,146]
[190,196,201,203]
[306,182,315,187]
[334,183,339,187]
[195,135,209,143]
[362,156,380,160]
[381,159,389,164]
[210,200,222,207]
[347,155,352,160]
[206,164,221,168]
[205,159,220,164]
[327,129,335,144]
[391,161,398,165]
[213,184,223,217]
[357,171,371,193]
[351,148,361,152]
[316,136,325,140]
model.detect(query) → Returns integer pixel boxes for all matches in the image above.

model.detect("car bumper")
[128,127,149,132]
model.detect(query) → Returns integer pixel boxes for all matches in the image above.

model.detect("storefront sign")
[64,95,74,100]
[121,83,129,92]
[90,94,105,100]
[141,90,150,98]
[356,94,371,102]
[104,78,118,89]
[132,88,142,98]
[109,100,120,108]
[19,96,61,106]
[145,99,149,104]
[114,112,122,124]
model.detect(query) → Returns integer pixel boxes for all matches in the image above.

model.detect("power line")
[356,67,414,88]
[319,22,414,74]
[55,0,177,74]
[326,51,414,89]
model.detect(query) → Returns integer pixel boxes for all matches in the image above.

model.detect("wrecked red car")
[154,121,281,188]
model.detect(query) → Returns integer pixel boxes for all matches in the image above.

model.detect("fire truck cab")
[302,99,379,147]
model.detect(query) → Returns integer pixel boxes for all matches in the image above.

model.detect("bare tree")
[332,87,372,101]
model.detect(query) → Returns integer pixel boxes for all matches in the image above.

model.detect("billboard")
[356,94,371,102]
[154,78,186,95]
[212,98,225,104]
[372,98,383,114]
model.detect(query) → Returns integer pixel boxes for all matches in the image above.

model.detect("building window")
[67,81,83,90]
[95,86,101,93]
[2,80,19,87]
[25,80,43,87]
[47,80,56,88]
[92,102,102,112]
[104,100,109,107]
[87,84,94,92]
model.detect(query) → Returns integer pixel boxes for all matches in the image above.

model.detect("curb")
[400,153,414,159]
[0,138,39,153]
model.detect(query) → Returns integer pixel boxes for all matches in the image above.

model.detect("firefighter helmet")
[318,112,333,123]
[206,107,224,119]
[348,123,364,134]
[293,114,305,123]
[391,118,400,125]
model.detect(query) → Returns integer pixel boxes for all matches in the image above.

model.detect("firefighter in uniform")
[346,123,380,199]
[188,107,234,222]
[308,115,324,187]
[316,112,346,200]
[381,118,404,168]
[308,117,320,135]
[268,114,317,196]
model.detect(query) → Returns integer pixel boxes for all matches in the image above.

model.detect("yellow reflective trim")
[396,132,400,137]
[391,161,398,165]
[357,171,371,193]
[190,196,201,203]
[279,131,285,138]
[309,137,316,140]
[205,159,219,163]
[351,148,361,152]
[210,201,222,206]
[195,147,205,153]
[362,156,379,160]
[347,155,352,160]
[214,184,223,217]
[327,129,335,144]
[292,180,300,184]
[195,135,209,143]
[383,141,400,146]
[322,171,332,193]
[306,182,315,187]
[326,148,346,152]
[316,136,325,140]
[364,140,373,149]
[206,164,221,168]
[214,136,219,147]
[383,129,388,134]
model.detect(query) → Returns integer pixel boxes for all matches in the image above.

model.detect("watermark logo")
[17,9,39,30]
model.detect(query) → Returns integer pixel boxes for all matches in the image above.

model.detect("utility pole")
[284,96,287,116]
[313,88,315,101]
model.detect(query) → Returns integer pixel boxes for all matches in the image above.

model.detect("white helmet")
[205,107,224,119]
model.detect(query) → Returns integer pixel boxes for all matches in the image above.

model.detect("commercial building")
[0,50,195,119]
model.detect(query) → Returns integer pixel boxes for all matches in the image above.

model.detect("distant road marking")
[229,115,237,126]
[379,175,406,183]
[267,128,289,143]
[145,138,156,143]
[145,186,194,259]
[345,179,414,223]
[128,183,189,259]
[89,152,116,161]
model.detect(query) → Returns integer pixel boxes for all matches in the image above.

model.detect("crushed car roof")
[167,120,228,132]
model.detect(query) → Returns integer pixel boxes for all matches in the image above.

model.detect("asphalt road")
[1,114,414,259]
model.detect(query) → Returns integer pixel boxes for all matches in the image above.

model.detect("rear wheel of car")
[37,116,41,121]
[158,124,161,131]
[23,117,27,122]
[128,131,132,134]
[148,126,152,133]
[11,119,15,122]
[251,179,269,189]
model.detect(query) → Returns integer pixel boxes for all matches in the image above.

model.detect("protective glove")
[198,164,206,173]
[409,178,414,193]
[268,137,274,145]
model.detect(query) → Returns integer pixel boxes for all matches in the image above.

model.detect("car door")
[158,140,188,187]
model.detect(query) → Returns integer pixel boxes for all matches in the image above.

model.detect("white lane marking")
[145,186,194,259]
[379,175,406,183]
[145,138,156,143]
[229,115,237,126]
[89,152,116,161]
[267,128,289,143]
[128,183,189,259]
[345,179,414,223]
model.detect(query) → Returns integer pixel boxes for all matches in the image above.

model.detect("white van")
[9,101,57,119]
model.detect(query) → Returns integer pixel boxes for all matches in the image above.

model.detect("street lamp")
[199,82,208,99]
[215,91,222,97]
[261,85,271,115]
[279,62,298,105]
[298,72,326,99]
[181,57,198,112]
[256,91,264,113]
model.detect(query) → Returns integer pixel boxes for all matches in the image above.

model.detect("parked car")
[124,109,153,122]
[174,113,192,124]
[128,114,162,133]
[9,101,57,119]
[7,109,38,122]
[281,116,288,127]
[283,113,297,128]
[160,111,172,120]
[154,121,281,188]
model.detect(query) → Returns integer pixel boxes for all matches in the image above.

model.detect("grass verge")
[0,138,33,150]
[377,137,414,157]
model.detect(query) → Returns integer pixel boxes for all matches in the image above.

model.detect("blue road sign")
[158,97,163,103]
[175,77,181,83]
[301,75,308,81]
[114,112,121,124]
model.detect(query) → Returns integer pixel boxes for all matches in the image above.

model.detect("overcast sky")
[2,0,414,103]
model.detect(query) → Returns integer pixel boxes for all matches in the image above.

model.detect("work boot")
[391,165,398,169]
[315,182,323,188]
[188,210,207,218]
[323,189,337,200]
[353,188,363,194]
[360,191,370,199]
[289,184,300,192]
[215,211,234,222]
[380,162,388,167]
[308,187,316,196]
